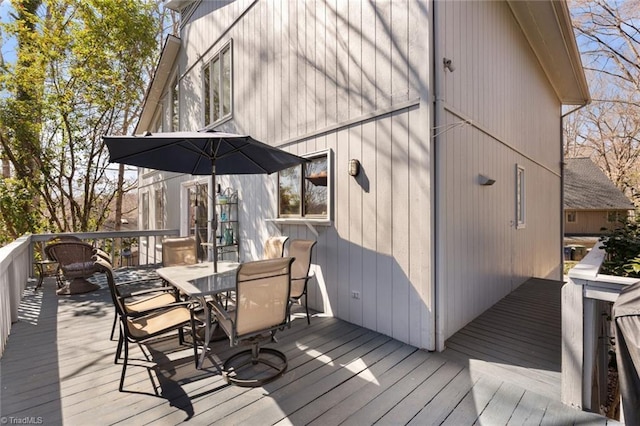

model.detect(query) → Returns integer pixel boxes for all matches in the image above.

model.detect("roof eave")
[163,0,196,12]
[507,0,591,106]
[135,34,181,134]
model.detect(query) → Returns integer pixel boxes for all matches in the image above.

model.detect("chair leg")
[119,339,128,392]
[110,308,117,341]
[304,293,310,325]
[223,344,287,387]
[115,327,124,364]
[189,311,199,368]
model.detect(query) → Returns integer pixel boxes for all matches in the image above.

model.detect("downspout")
[560,104,587,278]
[432,0,446,352]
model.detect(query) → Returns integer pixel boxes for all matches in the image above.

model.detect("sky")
[0,0,16,65]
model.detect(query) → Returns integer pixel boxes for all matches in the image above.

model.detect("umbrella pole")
[212,165,218,273]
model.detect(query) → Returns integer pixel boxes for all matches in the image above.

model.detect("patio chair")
[107,255,179,341]
[94,257,199,392]
[209,257,294,387]
[162,236,198,266]
[44,240,101,295]
[42,235,83,289]
[287,239,317,325]
[263,236,289,259]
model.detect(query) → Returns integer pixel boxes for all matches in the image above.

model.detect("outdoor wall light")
[348,159,361,177]
[479,174,496,186]
[443,57,455,72]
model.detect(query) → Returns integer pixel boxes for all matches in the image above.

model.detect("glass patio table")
[156,260,239,369]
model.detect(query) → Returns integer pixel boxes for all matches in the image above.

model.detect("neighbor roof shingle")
[564,157,634,210]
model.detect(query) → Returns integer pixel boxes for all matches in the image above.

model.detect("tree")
[0,0,172,243]
[568,0,640,206]
[0,0,45,241]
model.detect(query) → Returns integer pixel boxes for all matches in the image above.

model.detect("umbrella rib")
[215,140,271,173]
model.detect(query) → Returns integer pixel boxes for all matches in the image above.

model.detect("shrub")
[599,217,640,278]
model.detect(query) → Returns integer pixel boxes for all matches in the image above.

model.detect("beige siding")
[144,0,569,351]
[564,210,629,235]
[435,0,563,343]
[174,0,433,349]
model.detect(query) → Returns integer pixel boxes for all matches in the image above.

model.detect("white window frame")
[203,40,233,127]
[516,164,526,229]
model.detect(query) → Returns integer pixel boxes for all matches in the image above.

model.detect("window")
[278,151,330,219]
[203,41,232,126]
[187,183,209,261]
[516,164,525,228]
[170,76,179,131]
[566,210,576,223]
[607,211,623,223]
[141,192,149,230]
[155,187,164,229]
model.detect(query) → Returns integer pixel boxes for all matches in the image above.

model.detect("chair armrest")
[119,299,194,317]
[119,285,176,299]
[208,298,232,322]
[292,271,315,281]
[93,248,111,262]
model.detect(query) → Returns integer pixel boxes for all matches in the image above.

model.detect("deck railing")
[561,243,638,417]
[0,235,31,357]
[0,229,180,358]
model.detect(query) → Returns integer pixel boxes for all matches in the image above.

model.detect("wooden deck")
[0,275,619,425]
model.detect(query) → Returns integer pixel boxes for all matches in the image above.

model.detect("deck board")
[0,275,620,425]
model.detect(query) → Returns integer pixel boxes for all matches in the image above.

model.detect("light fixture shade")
[479,174,496,186]
[348,159,360,177]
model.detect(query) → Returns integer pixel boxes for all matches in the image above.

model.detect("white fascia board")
[507,0,590,106]
[135,34,181,134]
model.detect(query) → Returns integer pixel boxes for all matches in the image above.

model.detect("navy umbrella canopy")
[104,131,306,176]
[103,130,308,270]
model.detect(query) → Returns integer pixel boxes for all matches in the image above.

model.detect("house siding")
[170,0,434,349]
[434,0,563,344]
[564,210,629,236]
[138,0,577,352]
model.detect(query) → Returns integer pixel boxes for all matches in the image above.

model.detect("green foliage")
[599,217,640,278]
[0,178,44,244]
[0,0,167,239]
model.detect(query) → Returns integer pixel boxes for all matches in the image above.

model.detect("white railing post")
[562,244,639,413]
[561,276,585,408]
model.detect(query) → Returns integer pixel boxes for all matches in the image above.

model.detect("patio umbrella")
[103,130,307,271]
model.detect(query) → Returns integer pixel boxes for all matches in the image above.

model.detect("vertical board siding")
[391,110,410,343]
[148,0,570,350]
[361,119,378,331]
[436,0,563,341]
[376,115,394,337]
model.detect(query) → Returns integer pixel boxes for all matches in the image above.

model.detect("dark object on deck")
[612,280,640,424]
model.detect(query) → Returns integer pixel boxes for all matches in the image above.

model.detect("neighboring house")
[564,157,634,236]
[135,0,589,351]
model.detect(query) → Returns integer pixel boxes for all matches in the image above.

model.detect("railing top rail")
[567,242,640,295]
[30,229,180,243]
[567,244,606,280]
